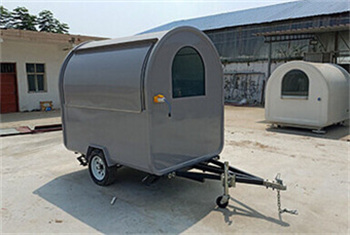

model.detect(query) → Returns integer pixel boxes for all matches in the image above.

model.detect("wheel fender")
[86,145,116,167]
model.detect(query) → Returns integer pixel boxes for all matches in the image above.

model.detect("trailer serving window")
[281,69,309,98]
[172,47,205,98]
[63,43,154,112]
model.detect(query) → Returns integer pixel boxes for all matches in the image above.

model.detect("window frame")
[171,46,206,99]
[26,63,47,93]
[281,69,309,100]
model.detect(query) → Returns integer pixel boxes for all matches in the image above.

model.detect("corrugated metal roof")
[142,0,350,34]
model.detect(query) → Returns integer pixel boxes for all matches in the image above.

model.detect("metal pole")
[224,161,229,196]
[334,31,338,64]
[267,38,272,79]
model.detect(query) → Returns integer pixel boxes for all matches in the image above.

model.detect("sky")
[1,0,298,38]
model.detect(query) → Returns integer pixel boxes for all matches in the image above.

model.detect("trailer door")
[148,38,223,175]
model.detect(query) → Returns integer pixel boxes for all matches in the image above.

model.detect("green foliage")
[55,22,69,34]
[0,6,12,28]
[11,7,37,31]
[0,6,69,34]
[37,10,55,32]
[37,10,69,34]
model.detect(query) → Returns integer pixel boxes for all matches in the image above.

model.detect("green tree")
[55,21,69,34]
[11,7,37,31]
[38,10,69,34]
[0,7,69,33]
[0,6,12,28]
[37,10,55,32]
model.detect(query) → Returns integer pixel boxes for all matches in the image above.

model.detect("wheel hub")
[91,155,106,181]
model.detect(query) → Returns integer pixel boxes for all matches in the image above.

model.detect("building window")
[26,63,46,92]
[281,69,309,98]
[172,47,205,98]
[1,63,16,73]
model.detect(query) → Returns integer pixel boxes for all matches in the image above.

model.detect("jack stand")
[216,161,235,208]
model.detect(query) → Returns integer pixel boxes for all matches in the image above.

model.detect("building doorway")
[1,63,19,113]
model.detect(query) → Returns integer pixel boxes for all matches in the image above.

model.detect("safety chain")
[277,189,298,215]
[277,189,282,213]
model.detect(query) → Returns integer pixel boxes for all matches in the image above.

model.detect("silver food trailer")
[59,27,290,210]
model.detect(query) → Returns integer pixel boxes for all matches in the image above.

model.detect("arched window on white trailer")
[281,69,309,98]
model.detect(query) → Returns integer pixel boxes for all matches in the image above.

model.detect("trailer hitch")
[263,173,287,191]
[176,158,297,214]
[273,173,298,215]
[216,161,288,208]
[216,162,297,215]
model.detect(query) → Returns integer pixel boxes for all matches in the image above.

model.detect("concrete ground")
[0,110,61,129]
[1,106,349,233]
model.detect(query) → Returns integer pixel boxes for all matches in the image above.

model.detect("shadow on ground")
[0,110,61,124]
[214,198,289,227]
[264,123,349,141]
[33,167,288,233]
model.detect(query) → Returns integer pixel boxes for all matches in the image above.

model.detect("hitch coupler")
[263,173,287,191]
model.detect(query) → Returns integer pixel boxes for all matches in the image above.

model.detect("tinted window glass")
[26,63,46,92]
[36,64,45,73]
[1,63,15,73]
[26,64,35,73]
[172,47,205,98]
[28,75,36,91]
[282,70,309,97]
[37,75,45,91]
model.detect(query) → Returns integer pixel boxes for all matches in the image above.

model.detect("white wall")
[223,60,285,75]
[222,61,286,104]
[1,40,70,111]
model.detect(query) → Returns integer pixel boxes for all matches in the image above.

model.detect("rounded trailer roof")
[268,61,350,86]
[75,26,209,52]
[60,26,222,113]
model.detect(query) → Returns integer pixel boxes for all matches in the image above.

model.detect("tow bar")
[175,157,297,214]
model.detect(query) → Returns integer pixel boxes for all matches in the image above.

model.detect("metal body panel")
[60,27,224,176]
[63,43,154,112]
[64,106,150,171]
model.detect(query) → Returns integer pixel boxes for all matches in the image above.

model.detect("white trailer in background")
[265,61,350,132]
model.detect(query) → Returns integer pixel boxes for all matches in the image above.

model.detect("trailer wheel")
[88,150,117,186]
[216,196,229,209]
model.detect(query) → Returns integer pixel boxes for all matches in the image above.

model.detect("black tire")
[216,196,229,209]
[88,149,118,186]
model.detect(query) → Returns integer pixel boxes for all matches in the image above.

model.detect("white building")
[0,29,105,113]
